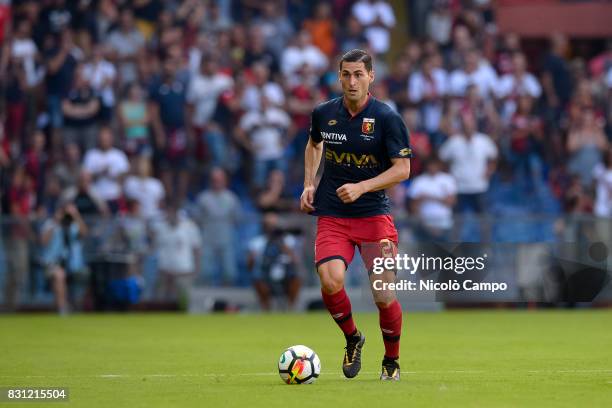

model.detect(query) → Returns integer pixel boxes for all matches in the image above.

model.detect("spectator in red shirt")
[24,130,48,201]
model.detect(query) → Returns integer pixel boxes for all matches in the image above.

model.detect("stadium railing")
[0,213,609,311]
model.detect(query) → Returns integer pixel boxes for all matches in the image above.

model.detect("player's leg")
[317,259,365,378]
[317,259,355,335]
[315,216,364,378]
[357,216,403,381]
[372,272,402,380]
[363,240,402,381]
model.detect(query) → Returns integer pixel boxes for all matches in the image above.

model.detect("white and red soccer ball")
[278,345,321,384]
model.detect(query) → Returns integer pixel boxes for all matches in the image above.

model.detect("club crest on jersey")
[362,118,375,134]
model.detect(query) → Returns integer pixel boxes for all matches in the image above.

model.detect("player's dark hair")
[339,49,373,72]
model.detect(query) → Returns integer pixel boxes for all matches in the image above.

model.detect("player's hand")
[336,183,366,204]
[300,186,316,213]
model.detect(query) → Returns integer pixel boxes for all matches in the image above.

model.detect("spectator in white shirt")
[409,156,457,241]
[449,49,498,99]
[82,127,130,213]
[82,44,117,122]
[11,19,42,88]
[187,55,234,167]
[242,62,285,111]
[153,202,202,302]
[105,8,145,86]
[196,168,241,286]
[409,54,448,134]
[124,156,165,220]
[351,0,396,55]
[426,0,453,48]
[496,52,542,123]
[187,56,233,129]
[236,97,292,189]
[439,112,498,213]
[281,30,328,84]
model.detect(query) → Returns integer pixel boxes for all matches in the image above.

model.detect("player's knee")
[319,272,344,294]
[317,262,345,294]
[320,279,343,295]
[375,298,396,309]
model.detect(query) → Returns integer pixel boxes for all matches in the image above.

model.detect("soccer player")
[300,49,412,381]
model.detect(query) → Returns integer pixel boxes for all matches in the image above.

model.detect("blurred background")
[0,0,610,313]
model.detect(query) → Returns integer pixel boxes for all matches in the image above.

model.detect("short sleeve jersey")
[309,95,412,217]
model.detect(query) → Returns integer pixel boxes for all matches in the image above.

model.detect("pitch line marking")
[1,369,611,379]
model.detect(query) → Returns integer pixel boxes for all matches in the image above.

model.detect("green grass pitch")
[1,310,612,407]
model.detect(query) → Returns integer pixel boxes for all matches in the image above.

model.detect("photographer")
[39,201,88,314]
[247,212,301,311]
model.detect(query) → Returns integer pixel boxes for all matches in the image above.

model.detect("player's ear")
[369,69,375,84]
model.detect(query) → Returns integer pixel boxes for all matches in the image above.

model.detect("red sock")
[321,288,356,336]
[378,300,402,359]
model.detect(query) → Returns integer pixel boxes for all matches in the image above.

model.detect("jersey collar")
[341,93,373,120]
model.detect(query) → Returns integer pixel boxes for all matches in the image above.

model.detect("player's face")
[339,61,374,104]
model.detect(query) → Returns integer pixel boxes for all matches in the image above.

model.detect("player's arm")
[300,108,324,213]
[336,158,410,204]
[301,137,323,212]
[362,158,410,191]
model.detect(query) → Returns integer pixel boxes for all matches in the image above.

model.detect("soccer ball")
[278,345,321,384]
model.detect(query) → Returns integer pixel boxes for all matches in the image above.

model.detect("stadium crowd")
[0,0,611,311]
